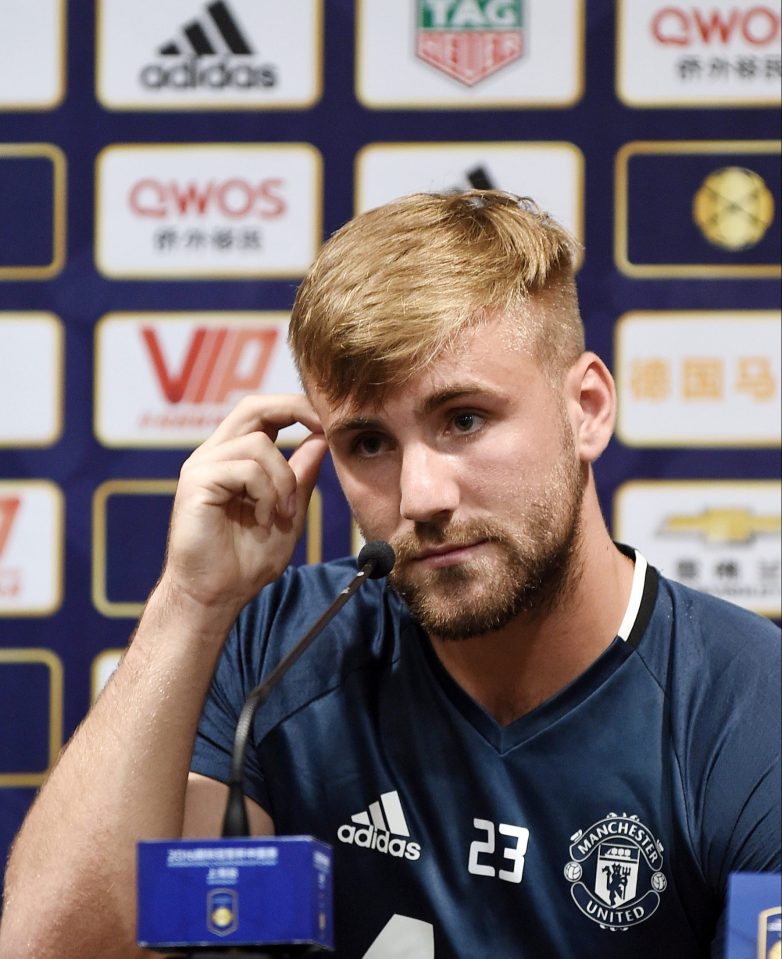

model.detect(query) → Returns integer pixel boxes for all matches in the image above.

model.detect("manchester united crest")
[563,812,667,931]
[416,0,525,86]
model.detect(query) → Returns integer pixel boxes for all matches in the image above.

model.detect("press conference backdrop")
[0,0,780,886]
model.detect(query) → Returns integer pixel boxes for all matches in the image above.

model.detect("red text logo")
[142,326,280,404]
[0,496,20,558]
[651,5,780,45]
[129,178,286,219]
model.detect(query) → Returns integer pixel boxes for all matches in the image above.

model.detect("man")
[1,191,779,958]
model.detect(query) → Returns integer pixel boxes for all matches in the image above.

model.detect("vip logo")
[337,790,422,861]
[0,492,23,606]
[416,0,524,85]
[564,812,667,931]
[0,497,20,559]
[142,326,279,405]
[140,0,276,90]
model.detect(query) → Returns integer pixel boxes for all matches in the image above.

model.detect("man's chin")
[392,568,521,640]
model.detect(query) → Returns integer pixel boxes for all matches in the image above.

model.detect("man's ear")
[564,352,616,463]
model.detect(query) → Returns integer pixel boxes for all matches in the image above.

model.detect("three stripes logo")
[337,790,422,862]
[158,1,253,56]
[140,2,276,91]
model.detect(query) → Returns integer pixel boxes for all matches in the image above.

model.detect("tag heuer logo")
[416,0,525,86]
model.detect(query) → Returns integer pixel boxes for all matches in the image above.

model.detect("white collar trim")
[617,550,648,642]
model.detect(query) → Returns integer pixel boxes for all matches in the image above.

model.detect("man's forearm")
[0,582,236,959]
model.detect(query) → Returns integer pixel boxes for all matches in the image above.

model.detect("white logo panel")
[0,481,63,616]
[616,311,781,447]
[356,142,583,249]
[357,0,584,108]
[95,144,321,278]
[0,314,63,446]
[613,481,781,617]
[91,650,124,703]
[617,0,782,106]
[95,312,306,447]
[97,0,322,109]
[0,0,64,109]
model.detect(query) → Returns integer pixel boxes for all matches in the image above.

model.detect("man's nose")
[399,444,460,523]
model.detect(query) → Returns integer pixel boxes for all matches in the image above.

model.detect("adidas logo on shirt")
[337,790,422,862]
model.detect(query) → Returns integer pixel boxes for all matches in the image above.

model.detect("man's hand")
[161,393,328,615]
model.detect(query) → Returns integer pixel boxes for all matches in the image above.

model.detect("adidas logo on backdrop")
[337,790,422,862]
[140,1,276,90]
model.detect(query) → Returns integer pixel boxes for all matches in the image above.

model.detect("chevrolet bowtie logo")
[660,508,781,545]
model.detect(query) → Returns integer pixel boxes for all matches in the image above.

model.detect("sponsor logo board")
[95,144,321,278]
[97,0,322,109]
[356,0,583,108]
[0,481,63,616]
[0,313,63,446]
[95,312,304,447]
[615,311,781,447]
[613,481,781,617]
[615,140,780,278]
[0,0,65,109]
[356,143,583,252]
[92,480,323,617]
[0,144,66,280]
[0,649,63,786]
[91,650,124,703]
[617,0,781,106]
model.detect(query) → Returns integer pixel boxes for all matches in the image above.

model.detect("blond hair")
[289,190,584,404]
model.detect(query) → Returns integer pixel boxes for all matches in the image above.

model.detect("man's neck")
[428,533,636,727]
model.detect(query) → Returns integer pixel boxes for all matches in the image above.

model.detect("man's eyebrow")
[328,415,382,437]
[418,385,497,415]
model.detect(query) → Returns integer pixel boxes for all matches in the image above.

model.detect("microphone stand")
[222,541,395,839]
[179,542,395,958]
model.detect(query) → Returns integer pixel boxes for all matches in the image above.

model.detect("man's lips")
[411,540,488,568]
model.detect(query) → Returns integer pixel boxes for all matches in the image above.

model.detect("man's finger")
[200,394,323,450]
[288,434,329,524]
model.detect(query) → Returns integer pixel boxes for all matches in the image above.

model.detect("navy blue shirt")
[192,555,781,958]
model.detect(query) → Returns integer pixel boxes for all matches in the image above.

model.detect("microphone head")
[357,540,396,579]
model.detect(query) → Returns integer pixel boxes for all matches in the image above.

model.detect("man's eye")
[452,412,483,433]
[352,433,387,457]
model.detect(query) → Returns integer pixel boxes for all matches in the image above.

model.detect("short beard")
[386,455,585,640]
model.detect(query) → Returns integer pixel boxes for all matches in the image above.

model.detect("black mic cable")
[221,540,396,838]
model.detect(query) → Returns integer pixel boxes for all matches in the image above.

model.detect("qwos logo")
[128,177,286,221]
[618,0,782,106]
[650,4,781,46]
[95,313,306,447]
[95,144,321,278]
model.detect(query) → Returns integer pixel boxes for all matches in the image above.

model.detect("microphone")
[221,540,396,838]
